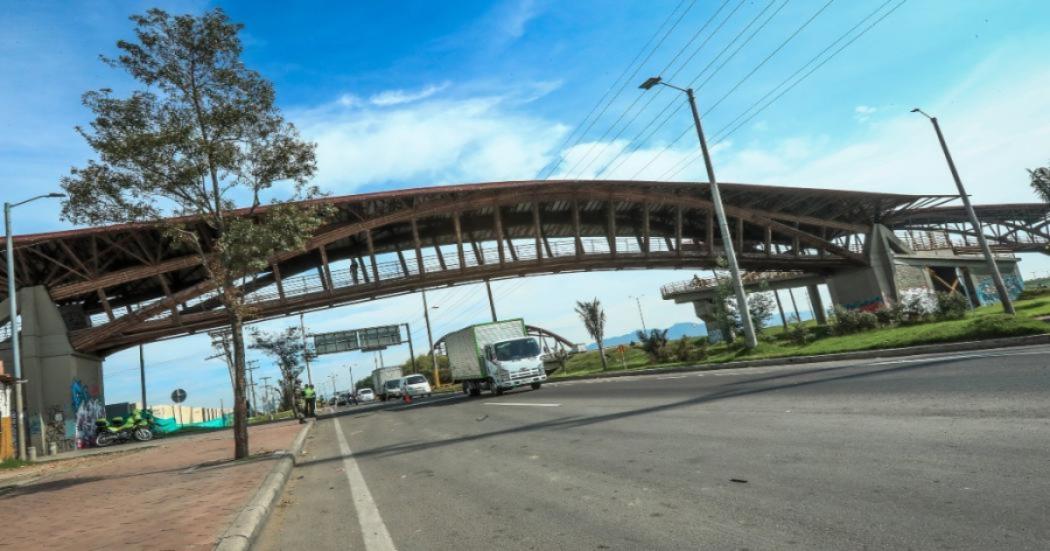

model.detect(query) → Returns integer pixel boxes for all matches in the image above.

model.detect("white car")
[357,388,375,402]
[399,374,432,398]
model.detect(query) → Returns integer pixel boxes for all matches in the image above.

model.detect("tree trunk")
[230,315,250,459]
[597,340,609,371]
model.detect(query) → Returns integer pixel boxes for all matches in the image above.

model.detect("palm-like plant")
[575,298,609,371]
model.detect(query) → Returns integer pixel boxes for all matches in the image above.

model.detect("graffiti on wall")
[842,296,884,312]
[71,378,103,449]
[42,404,76,453]
[975,273,1024,305]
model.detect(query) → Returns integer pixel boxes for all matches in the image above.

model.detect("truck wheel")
[462,382,470,395]
[531,382,542,390]
[493,386,504,396]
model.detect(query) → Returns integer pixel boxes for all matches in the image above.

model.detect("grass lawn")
[556,292,1050,379]
[0,457,31,470]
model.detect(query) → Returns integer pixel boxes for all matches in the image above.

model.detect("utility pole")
[912,108,1016,314]
[138,344,147,409]
[485,279,497,322]
[260,376,272,413]
[421,289,439,385]
[402,323,418,373]
[640,76,756,348]
[5,192,64,461]
[347,365,355,395]
[299,313,314,385]
[245,360,259,416]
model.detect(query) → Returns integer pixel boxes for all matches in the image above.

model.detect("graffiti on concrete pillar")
[71,378,103,449]
[974,273,1023,305]
[43,405,71,451]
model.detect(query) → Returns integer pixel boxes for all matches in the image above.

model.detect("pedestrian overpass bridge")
[2,180,1047,356]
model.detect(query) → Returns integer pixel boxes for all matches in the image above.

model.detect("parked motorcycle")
[95,409,154,447]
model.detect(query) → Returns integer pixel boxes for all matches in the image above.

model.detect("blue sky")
[3,0,1050,408]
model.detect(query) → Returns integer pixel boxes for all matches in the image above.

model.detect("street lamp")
[639,76,757,348]
[5,192,65,460]
[911,108,1016,314]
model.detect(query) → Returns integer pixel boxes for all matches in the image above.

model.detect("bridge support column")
[0,286,103,456]
[807,284,827,325]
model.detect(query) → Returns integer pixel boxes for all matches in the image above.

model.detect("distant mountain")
[585,310,816,350]
[588,322,707,350]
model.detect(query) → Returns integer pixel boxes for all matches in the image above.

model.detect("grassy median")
[556,292,1050,379]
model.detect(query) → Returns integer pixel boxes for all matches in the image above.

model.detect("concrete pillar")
[0,286,103,455]
[807,284,827,325]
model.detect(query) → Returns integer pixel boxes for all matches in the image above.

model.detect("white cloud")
[712,66,1050,202]
[853,105,877,123]
[369,82,450,107]
[293,90,568,193]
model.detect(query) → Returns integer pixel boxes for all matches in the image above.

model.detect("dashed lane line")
[483,402,561,407]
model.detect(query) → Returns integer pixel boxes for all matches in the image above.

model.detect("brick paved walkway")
[0,421,303,550]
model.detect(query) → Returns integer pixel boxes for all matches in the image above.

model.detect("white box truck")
[372,366,403,401]
[446,319,547,396]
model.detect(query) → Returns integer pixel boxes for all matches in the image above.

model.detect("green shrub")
[787,321,812,345]
[936,292,969,320]
[831,305,880,335]
[874,303,903,326]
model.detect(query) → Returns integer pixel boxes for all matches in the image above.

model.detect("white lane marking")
[657,375,687,380]
[334,419,396,551]
[868,350,1045,365]
[483,402,561,407]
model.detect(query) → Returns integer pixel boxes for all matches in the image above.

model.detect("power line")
[624,0,793,180]
[559,0,739,179]
[592,0,748,179]
[596,0,788,180]
[536,0,696,180]
[713,0,905,143]
[661,0,907,181]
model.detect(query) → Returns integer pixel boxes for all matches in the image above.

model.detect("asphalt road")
[255,345,1050,550]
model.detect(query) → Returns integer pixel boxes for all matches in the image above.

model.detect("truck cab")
[482,336,547,394]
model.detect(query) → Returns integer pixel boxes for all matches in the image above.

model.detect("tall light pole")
[5,192,64,460]
[912,108,1015,314]
[628,295,648,333]
[421,289,439,385]
[299,313,314,385]
[640,76,757,348]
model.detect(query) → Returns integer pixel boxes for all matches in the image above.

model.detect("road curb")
[551,333,1050,383]
[214,419,314,551]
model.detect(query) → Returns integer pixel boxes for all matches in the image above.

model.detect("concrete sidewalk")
[0,421,303,550]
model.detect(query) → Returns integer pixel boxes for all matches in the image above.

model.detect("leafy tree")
[400,354,450,385]
[356,375,374,393]
[60,9,328,458]
[746,283,776,333]
[250,327,306,415]
[1030,166,1050,202]
[635,328,670,362]
[711,274,738,343]
[575,298,609,371]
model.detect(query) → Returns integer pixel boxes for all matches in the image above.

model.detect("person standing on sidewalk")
[302,384,317,417]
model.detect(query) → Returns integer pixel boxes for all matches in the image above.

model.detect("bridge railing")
[87,233,848,329]
[660,270,807,299]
